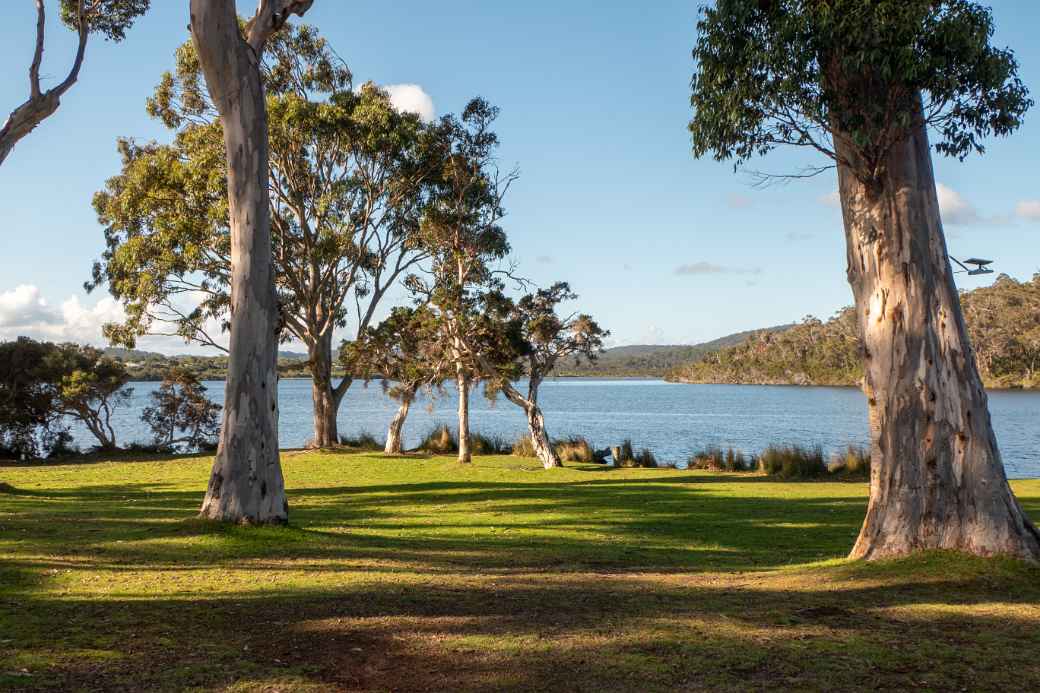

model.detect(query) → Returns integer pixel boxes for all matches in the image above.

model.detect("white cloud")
[0,285,58,327]
[383,84,435,122]
[1016,200,1040,221]
[819,191,841,209]
[0,285,126,346]
[936,183,980,226]
[823,184,1009,226]
[675,262,761,276]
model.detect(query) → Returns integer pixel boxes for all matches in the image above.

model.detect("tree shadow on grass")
[4,557,1040,692]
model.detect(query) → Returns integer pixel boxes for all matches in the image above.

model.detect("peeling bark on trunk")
[498,377,560,470]
[384,385,416,455]
[456,370,472,464]
[307,331,341,448]
[192,0,287,525]
[835,114,1040,560]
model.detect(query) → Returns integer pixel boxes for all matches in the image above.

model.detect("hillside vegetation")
[554,327,792,377]
[670,274,1040,389]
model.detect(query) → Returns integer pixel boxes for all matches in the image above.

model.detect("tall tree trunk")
[834,113,1040,560]
[456,370,471,464]
[307,331,339,448]
[192,1,287,524]
[384,385,416,455]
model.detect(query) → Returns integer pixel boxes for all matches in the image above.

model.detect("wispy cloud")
[675,262,761,276]
[1016,200,1040,221]
[785,231,814,242]
[727,193,754,209]
[535,255,553,265]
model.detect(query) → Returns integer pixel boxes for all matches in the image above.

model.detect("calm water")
[66,378,1040,478]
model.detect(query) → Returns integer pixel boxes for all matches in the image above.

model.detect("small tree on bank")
[690,0,1039,559]
[477,283,607,469]
[0,338,64,459]
[409,98,515,464]
[187,0,314,524]
[1,0,150,167]
[142,368,221,452]
[344,305,450,454]
[46,344,132,450]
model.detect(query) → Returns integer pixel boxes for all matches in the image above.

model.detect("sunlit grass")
[2,452,1040,690]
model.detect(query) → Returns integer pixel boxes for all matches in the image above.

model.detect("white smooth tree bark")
[191,0,313,524]
[384,385,416,455]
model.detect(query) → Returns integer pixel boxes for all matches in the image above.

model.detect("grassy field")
[2,452,1040,691]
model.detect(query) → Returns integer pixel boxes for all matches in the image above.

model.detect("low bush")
[614,440,658,468]
[511,434,535,457]
[339,432,384,451]
[513,434,599,463]
[471,433,511,455]
[688,446,725,471]
[758,444,828,479]
[419,425,457,454]
[830,445,871,477]
[555,436,595,463]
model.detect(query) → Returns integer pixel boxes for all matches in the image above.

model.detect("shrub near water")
[830,445,871,478]
[420,425,457,454]
[615,439,658,468]
[471,433,511,455]
[757,444,828,479]
[339,432,384,451]
[512,435,597,463]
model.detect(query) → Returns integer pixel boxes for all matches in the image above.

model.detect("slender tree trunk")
[834,111,1040,560]
[0,1,87,168]
[456,370,471,464]
[525,403,559,470]
[192,1,287,524]
[497,377,560,469]
[307,331,339,448]
[384,385,416,455]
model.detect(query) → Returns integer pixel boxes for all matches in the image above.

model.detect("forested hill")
[552,326,793,377]
[668,274,1040,389]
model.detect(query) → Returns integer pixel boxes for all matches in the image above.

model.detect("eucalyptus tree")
[90,25,435,450]
[344,305,450,454]
[478,283,608,469]
[690,0,1039,559]
[179,0,315,523]
[407,98,515,464]
[1,0,150,167]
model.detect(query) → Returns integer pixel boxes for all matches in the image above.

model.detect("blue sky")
[1,1,1039,353]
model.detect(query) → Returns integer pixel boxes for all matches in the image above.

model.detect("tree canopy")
[689,0,1031,181]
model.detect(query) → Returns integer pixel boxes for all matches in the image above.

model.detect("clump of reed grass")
[339,432,384,451]
[512,434,597,463]
[555,436,595,463]
[614,439,658,468]
[829,445,871,477]
[420,425,457,454]
[758,444,827,479]
[511,434,535,458]
[471,432,511,455]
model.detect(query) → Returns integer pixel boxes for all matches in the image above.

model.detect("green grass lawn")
[2,452,1040,691]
